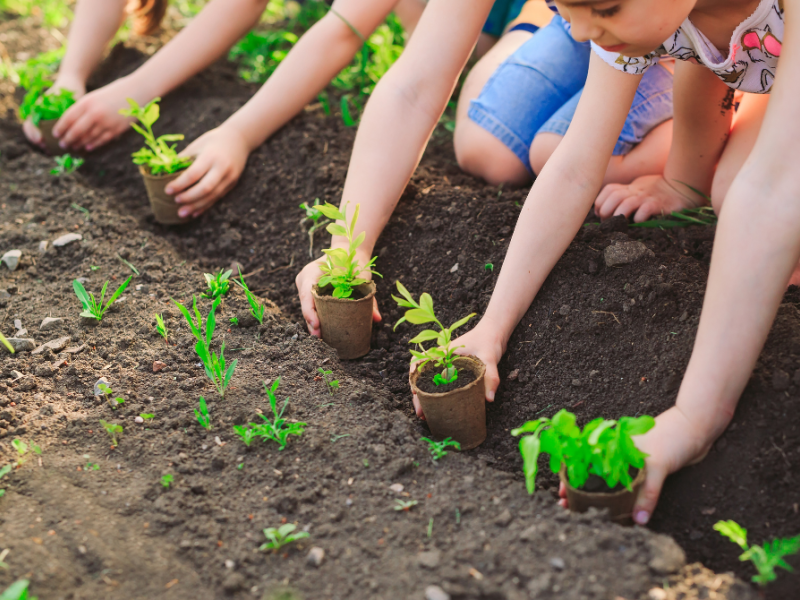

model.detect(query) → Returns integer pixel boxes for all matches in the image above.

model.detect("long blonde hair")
[127,0,169,36]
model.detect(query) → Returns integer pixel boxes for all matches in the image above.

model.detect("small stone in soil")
[40,317,64,331]
[493,509,512,527]
[417,550,441,569]
[389,483,404,493]
[549,557,566,571]
[94,377,110,397]
[449,263,458,273]
[135,416,144,424]
[52,233,83,247]
[38,241,48,254]
[32,336,70,355]
[604,241,654,268]
[153,361,167,373]
[425,585,450,600]
[306,546,325,568]
[6,338,35,353]
[1,249,21,271]
[507,369,519,381]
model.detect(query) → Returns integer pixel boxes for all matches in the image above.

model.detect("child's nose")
[569,15,604,43]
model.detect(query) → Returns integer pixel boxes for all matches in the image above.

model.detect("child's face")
[555,0,696,56]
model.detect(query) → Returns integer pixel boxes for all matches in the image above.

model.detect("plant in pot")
[511,409,654,525]
[392,281,484,450]
[118,97,193,225]
[19,71,75,155]
[311,202,381,359]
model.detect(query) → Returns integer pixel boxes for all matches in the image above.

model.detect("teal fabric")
[482,0,527,37]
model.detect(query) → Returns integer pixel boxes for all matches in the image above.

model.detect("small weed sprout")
[118,98,192,175]
[393,281,475,385]
[232,378,306,450]
[421,437,460,461]
[97,383,124,410]
[161,474,174,488]
[259,523,309,552]
[195,397,211,430]
[0,332,14,354]
[11,439,40,468]
[73,276,132,321]
[201,269,232,299]
[0,578,38,600]
[299,198,331,257]
[316,202,381,298]
[714,520,800,586]
[317,367,339,395]
[139,413,155,422]
[99,420,122,447]
[155,313,168,343]
[229,317,239,326]
[0,463,12,498]
[51,154,84,176]
[233,269,266,324]
[394,499,418,512]
[485,263,494,272]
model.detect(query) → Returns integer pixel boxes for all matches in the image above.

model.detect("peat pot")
[312,281,376,359]
[139,166,190,225]
[409,355,487,451]
[38,119,62,155]
[559,465,646,526]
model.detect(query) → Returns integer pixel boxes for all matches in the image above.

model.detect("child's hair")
[127,0,169,36]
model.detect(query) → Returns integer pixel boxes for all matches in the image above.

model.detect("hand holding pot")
[165,125,250,218]
[22,77,86,149]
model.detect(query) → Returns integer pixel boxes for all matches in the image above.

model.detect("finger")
[72,122,107,151]
[23,119,43,145]
[184,179,233,219]
[58,111,98,148]
[412,392,426,420]
[597,188,632,220]
[169,157,215,197]
[595,183,624,212]
[296,269,321,336]
[631,198,667,223]
[85,129,117,152]
[483,360,500,402]
[558,481,567,499]
[372,296,382,323]
[632,463,667,526]
[613,195,650,220]
[52,100,85,138]
[558,498,568,508]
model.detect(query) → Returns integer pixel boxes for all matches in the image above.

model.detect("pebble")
[306,546,325,568]
[507,369,519,381]
[604,241,654,268]
[38,241,48,254]
[549,557,566,571]
[5,338,35,353]
[153,361,167,373]
[32,336,71,355]
[647,534,686,574]
[493,509,512,527]
[425,585,450,600]
[1,250,21,271]
[389,483,404,493]
[64,344,87,355]
[94,377,110,397]
[449,263,458,273]
[40,317,63,331]
[224,559,235,569]
[417,550,441,569]
[648,589,667,600]
[52,233,83,247]
[135,416,144,424]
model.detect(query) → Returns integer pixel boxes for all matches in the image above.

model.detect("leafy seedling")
[97,383,124,410]
[119,97,193,175]
[139,413,155,422]
[155,313,168,343]
[233,268,266,324]
[99,420,122,447]
[73,276,132,321]
[421,437,460,461]
[195,397,211,430]
[83,461,100,471]
[18,72,75,125]
[316,202,381,298]
[161,474,174,488]
[511,409,654,494]
[11,439,41,468]
[259,523,309,552]
[394,499,418,512]
[299,198,331,257]
[0,579,37,600]
[229,317,239,326]
[714,520,800,585]
[51,153,84,176]
[232,378,306,450]
[0,332,13,354]
[0,463,12,498]
[201,269,232,299]
[485,263,493,272]
[393,281,475,385]
[318,367,339,395]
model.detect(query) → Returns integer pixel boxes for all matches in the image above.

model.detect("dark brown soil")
[416,362,479,395]
[0,17,794,600]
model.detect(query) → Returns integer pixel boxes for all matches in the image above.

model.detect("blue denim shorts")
[468,15,674,173]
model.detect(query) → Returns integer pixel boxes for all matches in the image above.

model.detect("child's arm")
[296,0,496,335]
[594,60,734,222]
[165,0,407,218]
[631,4,800,526]
[54,0,270,150]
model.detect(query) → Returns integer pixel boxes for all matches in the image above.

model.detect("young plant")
[50,154,84,176]
[139,413,155,422]
[233,269,266,324]
[393,499,418,512]
[99,420,123,447]
[316,202,381,298]
[421,437,461,461]
[232,378,306,450]
[118,97,193,175]
[259,523,310,552]
[510,409,654,494]
[73,276,132,321]
[173,296,237,397]
[161,474,174,488]
[11,439,41,468]
[317,367,339,395]
[392,281,476,385]
[97,383,124,410]
[299,198,331,257]
[0,579,37,600]
[0,464,11,498]
[19,76,75,126]
[155,313,168,343]
[0,332,14,354]
[714,520,800,586]
[229,317,239,326]
[194,397,211,430]
[201,269,232,299]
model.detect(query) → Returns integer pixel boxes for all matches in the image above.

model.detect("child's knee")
[455,127,529,186]
[529,133,561,175]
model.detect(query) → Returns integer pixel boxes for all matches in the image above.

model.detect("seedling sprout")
[0,579,37,600]
[393,281,475,385]
[97,383,124,410]
[73,276,132,321]
[195,397,211,430]
[317,367,339,395]
[394,499,418,512]
[233,269,266,324]
[259,523,309,552]
[155,313,168,343]
[99,420,122,447]
[201,269,232,299]
[714,520,800,586]
[299,198,331,257]
[230,317,239,326]
[232,378,306,450]
[139,413,155,422]
[118,97,192,175]
[51,154,84,176]
[421,437,460,461]
[0,333,13,354]
[161,474,174,488]
[11,439,41,468]
[0,464,11,499]
[19,76,75,126]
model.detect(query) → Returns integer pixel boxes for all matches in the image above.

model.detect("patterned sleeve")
[590,42,660,75]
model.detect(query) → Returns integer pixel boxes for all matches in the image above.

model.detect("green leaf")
[449,313,476,332]
[326,223,348,237]
[408,330,439,344]
[519,435,541,494]
[714,520,748,549]
[316,203,345,221]
[403,308,438,325]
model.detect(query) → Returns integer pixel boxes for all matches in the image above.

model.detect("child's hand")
[594,175,705,223]
[22,77,86,148]
[295,253,381,338]
[164,126,251,219]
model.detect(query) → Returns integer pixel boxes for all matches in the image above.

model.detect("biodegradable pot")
[409,356,487,451]
[312,281,376,359]
[560,465,646,526]
[38,119,62,155]
[139,165,190,225]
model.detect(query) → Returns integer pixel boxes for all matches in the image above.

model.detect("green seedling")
[18,72,75,126]
[427,518,434,538]
[394,499,418,512]
[50,154,84,176]
[237,462,244,470]
[173,296,237,397]
[317,367,339,395]
[99,420,122,447]
[72,203,91,221]
[233,269,266,324]
[194,397,211,430]
[230,317,239,326]
[330,434,350,443]
[511,409,654,494]
[116,254,139,275]
[73,276,132,321]
[259,523,310,552]
[714,520,800,586]
[0,332,13,354]
[89,265,100,271]
[155,313,168,343]
[421,437,460,461]
[11,439,41,468]
[0,464,12,498]
[232,377,305,450]
[118,97,193,175]
[316,202,381,298]
[161,474,174,488]
[97,383,125,410]
[485,263,494,272]
[393,281,475,385]
[139,413,155,422]
[0,579,37,600]
[201,269,232,299]
[299,198,331,257]
[84,462,100,471]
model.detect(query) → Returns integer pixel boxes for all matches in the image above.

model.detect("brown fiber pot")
[560,465,646,526]
[139,166,190,225]
[409,356,486,451]
[312,281,376,359]
[38,119,62,155]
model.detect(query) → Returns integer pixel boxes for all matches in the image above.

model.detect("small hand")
[22,76,86,148]
[594,175,705,223]
[164,126,250,218]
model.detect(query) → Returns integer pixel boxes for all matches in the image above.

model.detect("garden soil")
[0,32,797,600]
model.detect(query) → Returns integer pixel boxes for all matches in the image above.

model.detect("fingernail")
[487,391,495,401]
[165,187,173,195]
[59,141,66,149]
[634,510,650,525]
[178,209,187,217]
